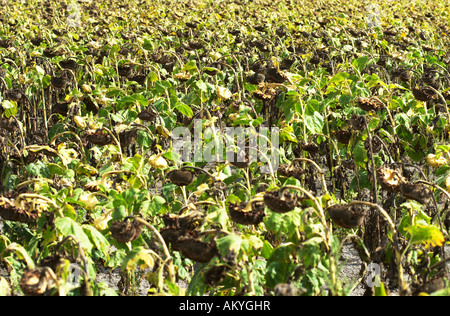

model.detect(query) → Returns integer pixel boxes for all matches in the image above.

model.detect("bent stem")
[15,193,63,217]
[280,185,328,232]
[291,157,328,194]
[314,133,341,193]
[346,200,406,294]
[100,170,131,188]
[247,144,277,187]
[424,85,450,119]
[131,217,176,286]
[50,131,87,163]
[243,196,264,212]
[102,126,124,164]
[178,201,219,215]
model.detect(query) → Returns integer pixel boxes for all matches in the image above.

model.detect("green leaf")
[83,225,110,259]
[243,234,264,252]
[47,163,66,176]
[261,240,274,259]
[182,60,198,72]
[42,74,52,88]
[96,282,119,296]
[352,56,369,73]
[216,234,242,258]
[407,148,425,162]
[112,203,127,221]
[353,141,367,166]
[329,72,350,84]
[142,39,153,51]
[265,212,301,240]
[55,217,93,252]
[265,261,294,289]
[144,195,166,217]
[298,238,322,268]
[175,103,193,118]
[186,263,208,296]
[149,71,159,82]
[155,80,172,93]
[162,150,181,163]
[106,88,124,98]
[120,188,139,206]
[428,288,450,296]
[365,73,381,88]
[162,183,178,200]
[25,161,50,178]
[106,250,126,268]
[116,94,149,110]
[305,111,324,135]
[374,281,388,296]
[252,116,264,127]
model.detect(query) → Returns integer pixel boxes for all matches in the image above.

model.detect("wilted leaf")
[121,247,155,271]
[216,234,242,258]
[55,217,93,252]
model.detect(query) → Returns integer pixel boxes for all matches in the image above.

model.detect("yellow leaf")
[74,116,87,129]
[216,86,233,100]
[81,84,92,93]
[93,210,112,231]
[79,193,99,211]
[156,125,172,138]
[149,154,168,169]
[194,183,209,196]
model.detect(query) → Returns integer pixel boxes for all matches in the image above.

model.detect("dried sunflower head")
[400,182,432,205]
[326,204,366,229]
[377,166,406,193]
[19,268,55,296]
[356,97,384,112]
